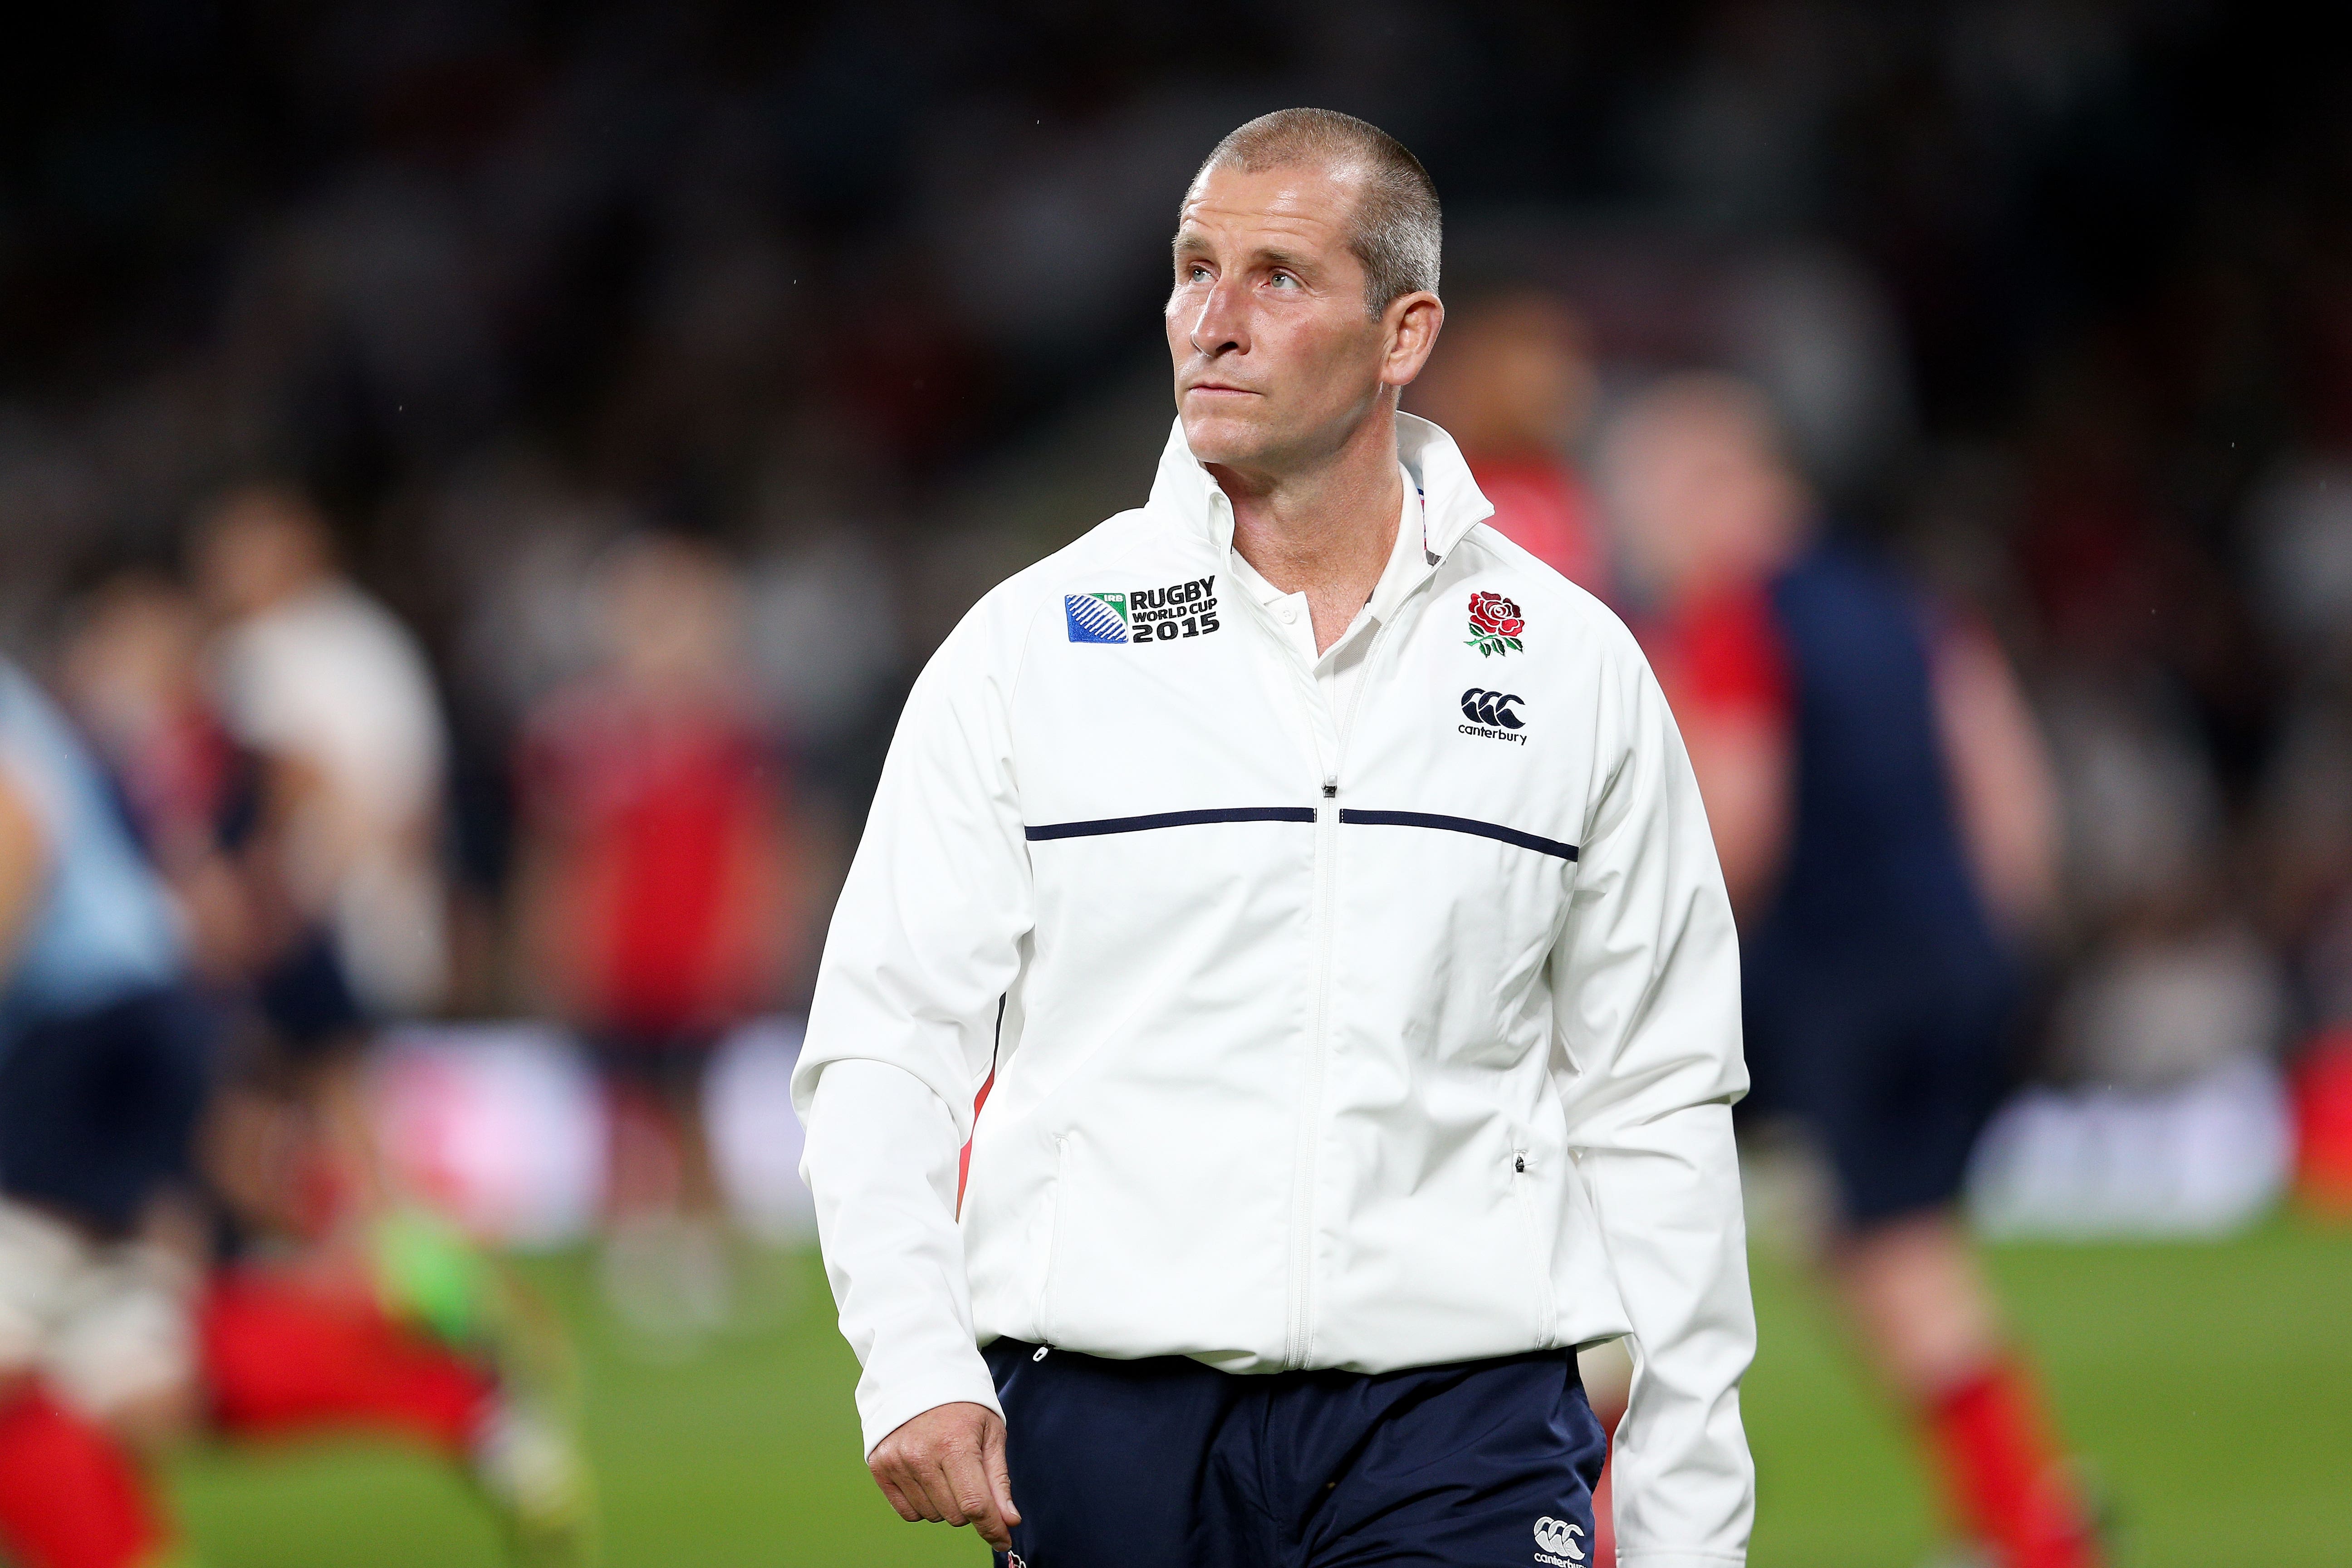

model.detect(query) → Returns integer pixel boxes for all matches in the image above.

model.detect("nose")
[1185,275,1249,359]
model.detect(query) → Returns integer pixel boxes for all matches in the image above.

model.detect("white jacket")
[795,415,1755,1567]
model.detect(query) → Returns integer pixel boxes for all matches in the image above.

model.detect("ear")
[1379,292,1445,391]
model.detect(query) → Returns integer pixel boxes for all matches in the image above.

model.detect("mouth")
[1184,381,1257,399]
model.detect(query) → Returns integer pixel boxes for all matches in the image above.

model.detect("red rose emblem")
[1468,591,1524,640]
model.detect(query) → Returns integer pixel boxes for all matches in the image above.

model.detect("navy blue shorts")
[0,986,214,1236]
[1743,963,2012,1227]
[984,1338,1607,1568]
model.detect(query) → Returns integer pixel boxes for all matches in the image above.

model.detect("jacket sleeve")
[792,604,1036,1455]
[1548,633,1755,1568]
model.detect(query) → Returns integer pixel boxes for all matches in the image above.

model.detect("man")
[195,482,451,1020]
[0,656,205,1568]
[1601,375,2097,1568]
[795,109,1754,1568]
[515,532,795,1339]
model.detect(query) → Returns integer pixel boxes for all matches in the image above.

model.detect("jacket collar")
[1148,412,1494,564]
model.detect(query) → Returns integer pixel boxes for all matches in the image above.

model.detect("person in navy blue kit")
[1604,373,2101,1568]
[795,110,1755,1568]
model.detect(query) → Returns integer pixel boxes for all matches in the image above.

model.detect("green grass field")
[166,1216,2352,1567]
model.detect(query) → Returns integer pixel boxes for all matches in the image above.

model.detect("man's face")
[1603,391,1807,603]
[1166,161,1431,476]
[194,494,330,621]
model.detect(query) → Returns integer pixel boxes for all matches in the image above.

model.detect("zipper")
[1284,778,1341,1367]
[1259,500,1440,1368]
[1280,612,1399,1369]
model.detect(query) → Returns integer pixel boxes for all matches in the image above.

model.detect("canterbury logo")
[1460,688,1526,729]
[1533,1515,1586,1560]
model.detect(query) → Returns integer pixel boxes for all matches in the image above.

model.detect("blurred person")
[57,568,347,1250]
[191,483,453,1262]
[1407,287,1612,595]
[1602,374,2094,1568]
[0,655,209,1568]
[59,566,392,1076]
[797,108,1753,1566]
[514,533,794,1339]
[54,574,257,989]
[194,481,452,1020]
[196,1212,597,1568]
[56,573,353,1244]
[59,569,440,1284]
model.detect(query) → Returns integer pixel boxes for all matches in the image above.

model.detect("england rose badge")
[1465,590,1525,657]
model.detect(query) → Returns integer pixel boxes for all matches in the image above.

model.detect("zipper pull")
[1322,780,1338,799]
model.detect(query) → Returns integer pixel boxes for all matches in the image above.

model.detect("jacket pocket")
[1036,1135,1069,1345]
[1509,1151,1559,1349]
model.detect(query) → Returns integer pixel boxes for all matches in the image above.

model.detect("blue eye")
[1269,272,1298,289]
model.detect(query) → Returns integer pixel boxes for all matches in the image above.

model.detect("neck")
[1213,407,1404,653]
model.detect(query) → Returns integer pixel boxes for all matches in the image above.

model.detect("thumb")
[985,1414,1020,1525]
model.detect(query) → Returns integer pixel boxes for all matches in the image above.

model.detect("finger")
[985,1416,1021,1528]
[977,1510,1014,1553]
[871,1470,922,1524]
[941,1444,1010,1549]
[886,1454,953,1523]
[907,1454,970,1527]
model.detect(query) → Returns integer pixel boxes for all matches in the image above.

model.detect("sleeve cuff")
[858,1361,1007,1458]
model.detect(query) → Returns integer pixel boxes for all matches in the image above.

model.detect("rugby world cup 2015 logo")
[1466,590,1526,657]
[1066,576,1223,644]
[1065,591,1129,643]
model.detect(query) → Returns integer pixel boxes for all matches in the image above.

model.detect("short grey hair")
[1189,108,1441,315]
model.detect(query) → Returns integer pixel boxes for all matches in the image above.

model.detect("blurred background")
[1,2,2349,1565]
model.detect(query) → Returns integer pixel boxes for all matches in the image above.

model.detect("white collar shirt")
[1223,471,1428,784]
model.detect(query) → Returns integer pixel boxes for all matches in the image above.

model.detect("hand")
[867,1401,1021,1551]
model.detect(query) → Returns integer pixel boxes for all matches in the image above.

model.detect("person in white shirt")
[795,108,1755,1568]
[195,484,452,1019]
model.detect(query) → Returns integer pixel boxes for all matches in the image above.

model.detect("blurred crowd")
[0,0,2348,1260]
[3,3,2351,1563]
[5,1,2350,1121]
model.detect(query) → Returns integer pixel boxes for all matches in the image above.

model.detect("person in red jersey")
[1603,373,2099,1568]
[1410,287,1611,598]
[516,532,795,1338]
